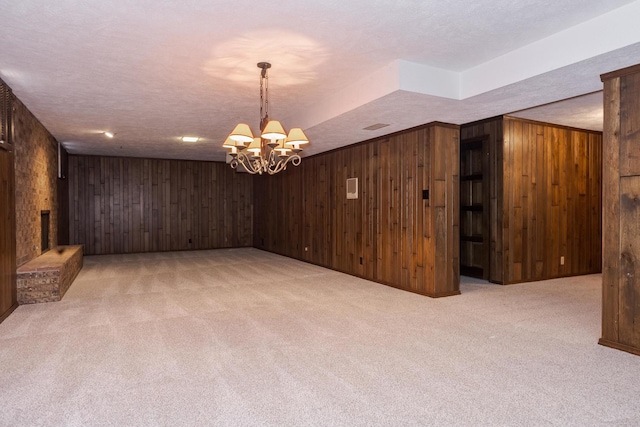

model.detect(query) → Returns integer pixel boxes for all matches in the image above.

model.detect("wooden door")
[0,147,17,323]
[460,136,490,279]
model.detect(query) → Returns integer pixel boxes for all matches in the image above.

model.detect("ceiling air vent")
[363,123,390,131]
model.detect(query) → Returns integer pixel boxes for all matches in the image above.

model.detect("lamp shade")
[247,137,262,155]
[285,128,309,146]
[229,123,254,144]
[261,120,287,140]
[222,137,236,148]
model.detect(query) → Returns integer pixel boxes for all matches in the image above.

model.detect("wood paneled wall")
[461,116,602,284]
[0,79,17,323]
[599,64,640,356]
[254,123,460,297]
[57,144,70,245]
[68,155,253,255]
[0,148,17,323]
[502,117,601,284]
[460,117,504,282]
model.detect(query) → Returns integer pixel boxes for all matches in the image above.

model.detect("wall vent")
[363,123,390,131]
[346,178,358,199]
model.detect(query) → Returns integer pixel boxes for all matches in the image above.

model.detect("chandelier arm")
[234,152,262,174]
[267,148,278,168]
[257,156,268,175]
[266,154,301,175]
[268,158,285,175]
[251,155,266,175]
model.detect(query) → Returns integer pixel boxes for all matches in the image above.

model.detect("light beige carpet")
[1,248,639,426]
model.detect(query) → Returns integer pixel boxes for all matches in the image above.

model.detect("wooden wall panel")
[0,148,17,323]
[502,117,602,284]
[254,123,460,297]
[1,79,17,323]
[57,144,70,245]
[600,64,640,356]
[461,116,601,285]
[68,155,253,255]
[460,117,504,283]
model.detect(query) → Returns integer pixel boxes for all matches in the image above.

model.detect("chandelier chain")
[259,70,264,130]
[259,66,269,131]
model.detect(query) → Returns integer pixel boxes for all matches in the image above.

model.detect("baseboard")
[252,247,462,299]
[598,338,640,357]
[0,302,19,324]
[425,290,462,298]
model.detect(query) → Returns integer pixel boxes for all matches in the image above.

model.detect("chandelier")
[222,62,309,175]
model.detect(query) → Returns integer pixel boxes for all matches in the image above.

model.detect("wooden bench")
[16,245,84,304]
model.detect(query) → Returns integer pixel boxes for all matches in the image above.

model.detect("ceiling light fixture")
[222,62,309,175]
[104,131,115,138]
[182,136,199,142]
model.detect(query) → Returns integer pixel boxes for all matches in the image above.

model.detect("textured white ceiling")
[0,0,639,161]
[510,92,603,132]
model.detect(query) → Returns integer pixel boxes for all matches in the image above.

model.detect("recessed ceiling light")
[104,131,115,138]
[182,136,199,142]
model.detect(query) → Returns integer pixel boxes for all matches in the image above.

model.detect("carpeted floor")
[1,248,639,426]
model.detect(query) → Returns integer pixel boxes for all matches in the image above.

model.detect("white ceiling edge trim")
[289,1,640,132]
[287,61,401,129]
[398,61,460,99]
[460,0,640,98]
[288,59,461,130]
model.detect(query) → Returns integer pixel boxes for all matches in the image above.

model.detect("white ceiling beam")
[460,0,640,98]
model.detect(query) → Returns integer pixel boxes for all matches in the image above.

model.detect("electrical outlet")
[560,256,565,265]
[304,246,309,252]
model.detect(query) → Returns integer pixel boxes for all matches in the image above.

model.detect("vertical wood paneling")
[461,117,504,283]
[0,79,17,323]
[462,116,602,285]
[254,123,460,298]
[619,177,640,347]
[601,75,621,345]
[0,149,17,323]
[68,155,253,255]
[599,64,640,356]
[502,117,602,284]
[57,145,70,245]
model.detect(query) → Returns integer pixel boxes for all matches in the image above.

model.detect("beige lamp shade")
[247,137,262,155]
[261,120,287,140]
[222,138,238,154]
[229,123,254,144]
[285,128,309,147]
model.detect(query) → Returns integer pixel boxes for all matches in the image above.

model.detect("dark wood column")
[0,81,17,324]
[599,63,640,356]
